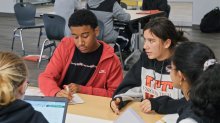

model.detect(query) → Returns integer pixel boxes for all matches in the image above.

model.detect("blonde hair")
[0,52,28,105]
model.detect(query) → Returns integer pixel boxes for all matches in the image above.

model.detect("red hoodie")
[38,37,123,97]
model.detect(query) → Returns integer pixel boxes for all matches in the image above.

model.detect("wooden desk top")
[125,10,165,21]
[68,94,164,123]
[26,87,163,122]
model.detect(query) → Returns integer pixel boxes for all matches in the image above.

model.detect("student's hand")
[55,89,73,101]
[140,99,152,113]
[110,98,121,115]
[68,83,81,93]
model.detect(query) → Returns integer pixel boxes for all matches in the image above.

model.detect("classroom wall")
[0,0,16,13]
[168,0,220,26]
[193,0,220,25]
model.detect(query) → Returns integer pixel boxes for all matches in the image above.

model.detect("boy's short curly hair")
[68,9,98,29]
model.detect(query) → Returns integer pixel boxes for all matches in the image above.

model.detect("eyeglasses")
[166,65,176,73]
[25,80,30,90]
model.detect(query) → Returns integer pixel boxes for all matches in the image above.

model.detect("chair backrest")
[120,2,128,9]
[141,0,170,17]
[97,20,104,41]
[14,3,36,26]
[166,4,171,18]
[42,14,65,41]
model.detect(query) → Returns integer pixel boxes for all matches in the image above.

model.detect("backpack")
[200,7,220,33]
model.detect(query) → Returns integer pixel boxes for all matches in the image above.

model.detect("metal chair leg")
[124,33,138,66]
[37,27,43,47]
[115,42,124,68]
[38,39,49,68]
[49,40,52,57]
[50,40,56,57]
[47,40,56,61]
[12,28,18,51]
[19,29,25,56]
[53,40,57,48]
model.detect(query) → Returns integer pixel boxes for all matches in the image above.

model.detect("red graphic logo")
[145,75,173,99]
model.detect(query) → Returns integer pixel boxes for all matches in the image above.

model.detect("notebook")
[156,113,179,123]
[114,108,145,123]
[25,87,84,105]
[24,96,68,123]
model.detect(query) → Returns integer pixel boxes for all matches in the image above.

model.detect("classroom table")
[67,93,164,122]
[26,86,164,123]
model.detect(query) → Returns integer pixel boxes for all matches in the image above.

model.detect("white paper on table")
[156,113,179,123]
[25,87,84,104]
[65,113,113,123]
[25,87,44,96]
[69,94,84,104]
[114,108,145,123]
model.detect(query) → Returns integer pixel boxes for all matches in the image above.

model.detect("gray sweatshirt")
[54,0,81,36]
[87,0,130,43]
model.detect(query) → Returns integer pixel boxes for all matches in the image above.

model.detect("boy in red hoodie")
[38,9,123,100]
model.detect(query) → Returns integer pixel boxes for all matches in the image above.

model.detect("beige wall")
[193,0,220,25]
[0,0,15,13]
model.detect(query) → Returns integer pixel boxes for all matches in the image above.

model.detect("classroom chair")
[38,14,65,68]
[98,20,124,67]
[12,2,44,55]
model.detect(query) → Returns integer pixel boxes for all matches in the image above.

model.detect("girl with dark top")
[110,17,188,114]
[140,42,220,123]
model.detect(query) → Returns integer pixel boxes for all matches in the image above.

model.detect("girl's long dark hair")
[143,17,188,49]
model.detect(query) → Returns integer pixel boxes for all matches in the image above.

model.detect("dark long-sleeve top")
[112,52,182,109]
[0,100,48,123]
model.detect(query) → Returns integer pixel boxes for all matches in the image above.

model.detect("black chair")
[166,4,171,18]
[12,3,44,55]
[120,2,128,9]
[98,20,124,67]
[97,20,104,40]
[116,0,121,3]
[141,0,171,18]
[38,14,65,68]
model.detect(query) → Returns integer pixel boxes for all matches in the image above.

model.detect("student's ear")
[95,26,100,37]
[16,81,26,99]
[177,71,186,82]
[164,39,172,49]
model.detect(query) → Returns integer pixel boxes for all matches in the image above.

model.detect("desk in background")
[26,86,163,123]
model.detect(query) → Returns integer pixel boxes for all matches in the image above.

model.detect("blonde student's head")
[0,52,28,106]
